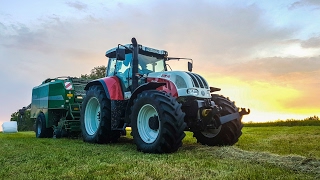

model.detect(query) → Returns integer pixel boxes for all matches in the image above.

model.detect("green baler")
[31,77,91,138]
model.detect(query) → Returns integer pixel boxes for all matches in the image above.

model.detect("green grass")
[0,128,319,180]
[237,126,320,158]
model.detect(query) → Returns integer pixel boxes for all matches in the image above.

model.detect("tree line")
[244,115,320,127]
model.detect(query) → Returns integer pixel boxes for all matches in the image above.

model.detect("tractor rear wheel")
[130,90,186,153]
[193,94,243,146]
[80,85,119,144]
[35,113,53,138]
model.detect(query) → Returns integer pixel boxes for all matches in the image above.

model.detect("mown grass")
[0,128,319,180]
[237,126,320,158]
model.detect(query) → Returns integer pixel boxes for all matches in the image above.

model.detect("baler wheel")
[193,94,243,146]
[35,113,53,138]
[130,90,186,153]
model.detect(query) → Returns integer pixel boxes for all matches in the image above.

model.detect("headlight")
[187,88,199,96]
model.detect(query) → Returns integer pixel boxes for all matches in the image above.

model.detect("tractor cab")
[105,44,168,91]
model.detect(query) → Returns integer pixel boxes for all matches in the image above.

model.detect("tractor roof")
[105,44,168,58]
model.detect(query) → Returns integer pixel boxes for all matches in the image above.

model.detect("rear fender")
[84,76,124,100]
[124,82,166,124]
[84,77,125,130]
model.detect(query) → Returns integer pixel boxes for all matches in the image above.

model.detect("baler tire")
[55,129,62,138]
[80,85,119,144]
[35,113,53,138]
[54,129,64,138]
[130,90,186,153]
[193,94,243,146]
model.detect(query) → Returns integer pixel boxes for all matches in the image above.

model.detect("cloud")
[289,1,304,10]
[1,1,294,65]
[125,1,296,66]
[226,56,320,76]
[289,0,320,10]
[66,1,88,11]
[1,24,49,53]
[300,36,320,48]
[0,22,6,30]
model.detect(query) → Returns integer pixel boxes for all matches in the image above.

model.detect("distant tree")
[304,115,319,121]
[10,111,19,122]
[80,65,106,79]
[10,109,34,131]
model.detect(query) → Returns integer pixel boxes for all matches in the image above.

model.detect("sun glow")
[204,75,319,122]
[241,111,314,123]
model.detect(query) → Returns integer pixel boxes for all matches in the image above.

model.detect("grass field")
[1,127,319,179]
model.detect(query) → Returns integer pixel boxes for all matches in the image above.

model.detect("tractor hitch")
[219,108,250,125]
[239,108,250,116]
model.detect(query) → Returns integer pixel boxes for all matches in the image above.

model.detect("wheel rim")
[137,104,159,144]
[37,120,42,136]
[84,97,101,136]
[201,126,222,138]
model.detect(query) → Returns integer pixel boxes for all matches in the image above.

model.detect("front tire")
[193,95,243,146]
[130,90,186,153]
[80,85,119,144]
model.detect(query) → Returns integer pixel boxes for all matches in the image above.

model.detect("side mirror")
[188,61,193,72]
[116,48,125,60]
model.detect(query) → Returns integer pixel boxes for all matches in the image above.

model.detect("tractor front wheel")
[130,90,186,153]
[193,95,243,146]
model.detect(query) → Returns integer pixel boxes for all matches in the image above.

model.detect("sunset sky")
[1,0,320,131]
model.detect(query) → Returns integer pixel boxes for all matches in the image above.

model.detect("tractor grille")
[186,72,208,89]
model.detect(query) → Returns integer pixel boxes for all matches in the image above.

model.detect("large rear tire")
[193,95,243,146]
[35,113,53,138]
[130,90,186,153]
[80,85,119,144]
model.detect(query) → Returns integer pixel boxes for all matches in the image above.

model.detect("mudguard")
[84,76,125,130]
[84,76,124,100]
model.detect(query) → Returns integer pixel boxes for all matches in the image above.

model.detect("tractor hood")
[147,71,211,98]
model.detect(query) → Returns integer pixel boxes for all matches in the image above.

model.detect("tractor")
[80,38,250,153]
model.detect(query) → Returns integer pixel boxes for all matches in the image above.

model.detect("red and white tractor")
[80,38,250,153]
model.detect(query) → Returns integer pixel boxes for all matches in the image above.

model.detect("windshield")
[106,53,166,90]
[138,54,166,73]
[107,54,166,76]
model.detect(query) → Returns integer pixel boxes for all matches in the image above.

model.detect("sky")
[1,0,320,131]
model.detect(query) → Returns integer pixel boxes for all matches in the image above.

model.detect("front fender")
[84,76,124,100]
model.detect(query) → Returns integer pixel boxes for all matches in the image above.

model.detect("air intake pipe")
[131,37,139,91]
